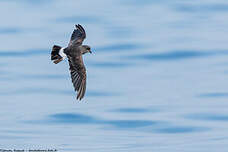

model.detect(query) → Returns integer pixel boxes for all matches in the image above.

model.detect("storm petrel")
[51,24,92,100]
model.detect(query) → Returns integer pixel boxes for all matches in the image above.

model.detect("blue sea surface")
[0,0,228,151]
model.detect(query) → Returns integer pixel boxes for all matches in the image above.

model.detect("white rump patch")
[59,48,67,59]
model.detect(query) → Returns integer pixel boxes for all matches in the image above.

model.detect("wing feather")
[68,24,86,47]
[77,80,86,100]
[68,55,87,100]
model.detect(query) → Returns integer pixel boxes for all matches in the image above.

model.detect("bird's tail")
[51,45,67,64]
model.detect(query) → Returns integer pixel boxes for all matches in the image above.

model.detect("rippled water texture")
[1,0,228,151]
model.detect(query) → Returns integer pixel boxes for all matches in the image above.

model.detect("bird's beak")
[89,50,92,54]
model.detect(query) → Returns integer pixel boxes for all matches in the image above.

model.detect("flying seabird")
[51,24,92,100]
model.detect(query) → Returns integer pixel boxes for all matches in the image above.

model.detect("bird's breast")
[67,47,81,56]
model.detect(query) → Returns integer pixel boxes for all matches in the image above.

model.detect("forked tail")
[51,45,66,64]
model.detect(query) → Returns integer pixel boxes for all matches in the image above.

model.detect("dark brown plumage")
[51,24,92,100]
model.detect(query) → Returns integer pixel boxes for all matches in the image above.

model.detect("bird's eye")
[88,48,90,50]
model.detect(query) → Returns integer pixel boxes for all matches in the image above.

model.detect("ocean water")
[1,0,228,151]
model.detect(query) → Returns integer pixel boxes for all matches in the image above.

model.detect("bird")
[51,24,92,100]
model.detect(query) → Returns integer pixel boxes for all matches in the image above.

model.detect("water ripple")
[197,92,228,98]
[49,113,98,124]
[131,50,212,61]
[105,120,157,128]
[25,112,209,134]
[27,112,160,129]
[186,113,228,121]
[128,50,228,62]
[111,108,151,113]
[90,62,130,68]
[153,126,209,134]
[0,27,22,34]
[55,16,100,24]
[22,74,67,80]
[0,49,47,57]
[0,88,115,97]
[4,0,54,5]
[106,26,132,38]
[95,43,143,52]
[48,113,158,128]
[175,4,228,13]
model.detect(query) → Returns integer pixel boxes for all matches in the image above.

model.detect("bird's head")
[82,45,92,54]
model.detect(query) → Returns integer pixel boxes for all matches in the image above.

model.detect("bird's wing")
[68,55,87,100]
[68,24,86,47]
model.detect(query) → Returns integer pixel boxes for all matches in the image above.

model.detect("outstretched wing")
[68,55,87,100]
[68,24,86,47]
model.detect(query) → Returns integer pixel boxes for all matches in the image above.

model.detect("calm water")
[1,0,228,151]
